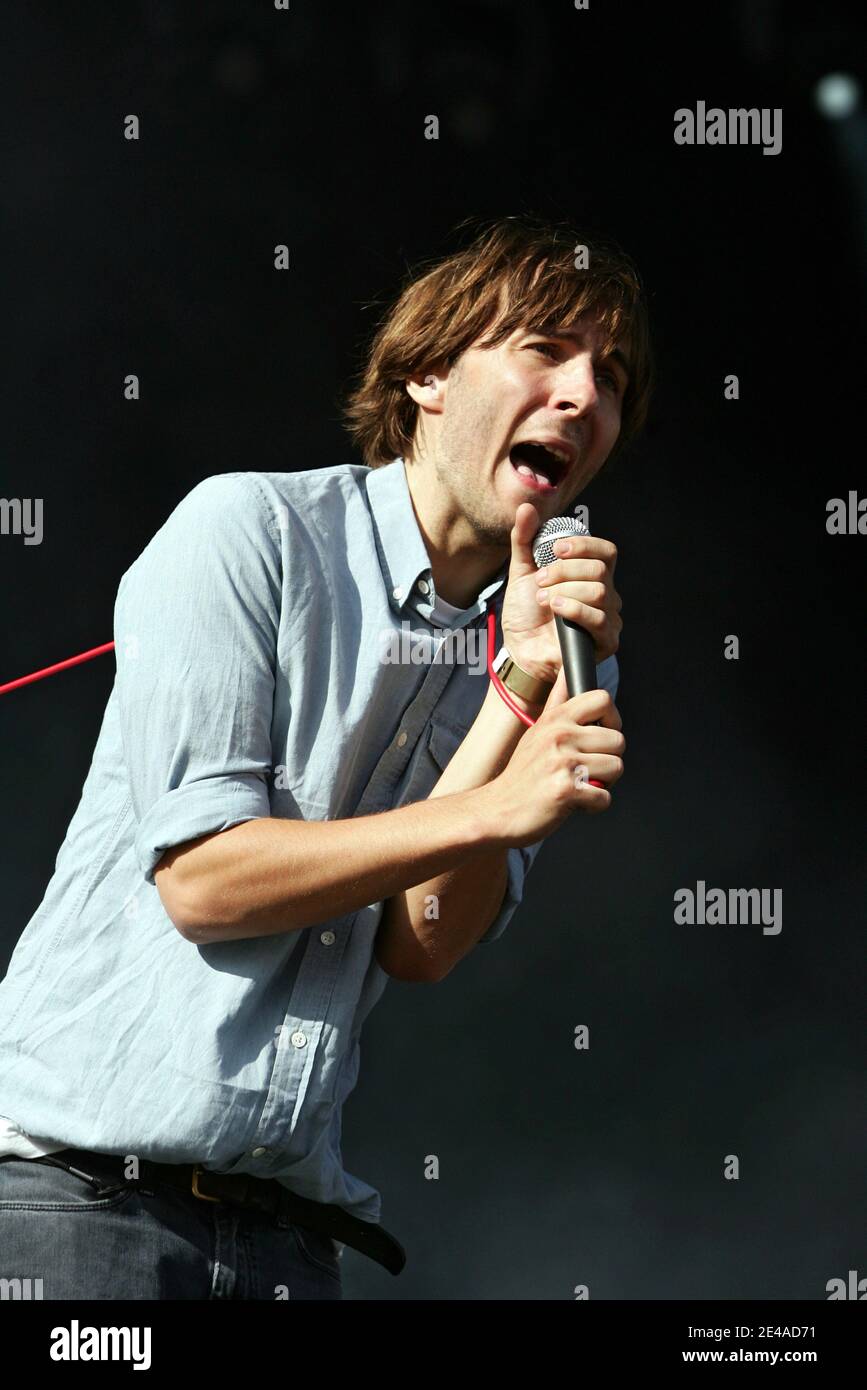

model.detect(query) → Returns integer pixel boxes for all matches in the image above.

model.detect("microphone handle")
[554,612,606,789]
[554,612,598,697]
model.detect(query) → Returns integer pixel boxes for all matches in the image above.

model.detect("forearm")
[163,789,501,945]
[374,680,543,980]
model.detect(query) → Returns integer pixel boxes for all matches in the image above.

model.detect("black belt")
[29,1147,406,1276]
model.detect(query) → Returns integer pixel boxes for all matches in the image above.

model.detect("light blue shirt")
[0,459,618,1223]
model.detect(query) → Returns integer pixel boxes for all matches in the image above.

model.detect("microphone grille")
[532,515,590,568]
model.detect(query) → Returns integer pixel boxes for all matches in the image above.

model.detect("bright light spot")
[814,73,860,120]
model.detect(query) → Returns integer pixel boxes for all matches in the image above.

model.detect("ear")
[404,359,450,414]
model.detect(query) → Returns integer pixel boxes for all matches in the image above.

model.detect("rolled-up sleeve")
[477,653,620,944]
[476,839,546,944]
[113,473,282,885]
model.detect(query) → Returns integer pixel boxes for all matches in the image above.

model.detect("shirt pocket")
[426,717,465,773]
[395,715,466,809]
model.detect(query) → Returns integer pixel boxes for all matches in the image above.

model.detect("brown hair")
[342,214,654,469]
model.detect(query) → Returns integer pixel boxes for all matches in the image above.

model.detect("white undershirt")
[0,1115,63,1158]
[428,593,469,625]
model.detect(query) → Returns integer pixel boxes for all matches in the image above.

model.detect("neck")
[402,453,509,608]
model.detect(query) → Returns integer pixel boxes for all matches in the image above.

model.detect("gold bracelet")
[491,645,554,704]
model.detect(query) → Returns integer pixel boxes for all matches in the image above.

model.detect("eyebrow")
[528,326,632,386]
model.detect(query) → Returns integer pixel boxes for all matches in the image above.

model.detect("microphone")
[533,516,607,790]
[532,516,598,698]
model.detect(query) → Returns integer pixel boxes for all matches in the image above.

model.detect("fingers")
[541,596,622,661]
[536,574,609,607]
[570,780,612,814]
[562,688,622,729]
[538,685,621,728]
[537,557,610,586]
[558,692,624,801]
[571,752,625,789]
[536,589,620,643]
[537,577,622,616]
[535,550,622,656]
[565,723,626,754]
[549,534,617,573]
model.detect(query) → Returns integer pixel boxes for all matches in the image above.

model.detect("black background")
[1,1,864,1300]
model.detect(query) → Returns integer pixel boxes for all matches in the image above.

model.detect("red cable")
[486,609,605,788]
[486,610,536,728]
[2,617,606,789]
[8,627,496,702]
[0,641,115,696]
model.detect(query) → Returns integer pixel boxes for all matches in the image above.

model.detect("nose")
[550,356,600,417]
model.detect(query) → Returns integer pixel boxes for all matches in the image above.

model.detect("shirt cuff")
[476,841,543,945]
[135,773,271,885]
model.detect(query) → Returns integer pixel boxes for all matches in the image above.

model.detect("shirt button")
[417,578,430,594]
[290,1031,307,1048]
[392,585,403,601]
[320,930,335,946]
[251,1146,268,1158]
[397,731,407,747]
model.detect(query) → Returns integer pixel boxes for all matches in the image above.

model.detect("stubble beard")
[435,401,515,550]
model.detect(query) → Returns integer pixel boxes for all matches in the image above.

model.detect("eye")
[596,369,621,392]
[526,341,559,360]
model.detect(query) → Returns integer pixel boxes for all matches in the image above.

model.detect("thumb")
[508,501,542,582]
[537,662,569,717]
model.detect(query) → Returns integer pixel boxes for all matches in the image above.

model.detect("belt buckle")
[191,1165,221,1202]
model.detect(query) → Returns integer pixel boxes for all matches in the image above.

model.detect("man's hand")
[476,665,625,845]
[499,502,622,683]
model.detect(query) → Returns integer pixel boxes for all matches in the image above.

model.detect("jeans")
[0,1157,343,1300]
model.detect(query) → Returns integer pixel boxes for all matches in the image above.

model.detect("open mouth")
[509,441,570,492]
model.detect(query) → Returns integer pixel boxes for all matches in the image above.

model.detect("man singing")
[0,215,653,1299]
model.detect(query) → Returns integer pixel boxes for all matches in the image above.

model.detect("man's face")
[421,314,629,548]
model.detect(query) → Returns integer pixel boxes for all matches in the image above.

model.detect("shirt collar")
[364,457,509,628]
